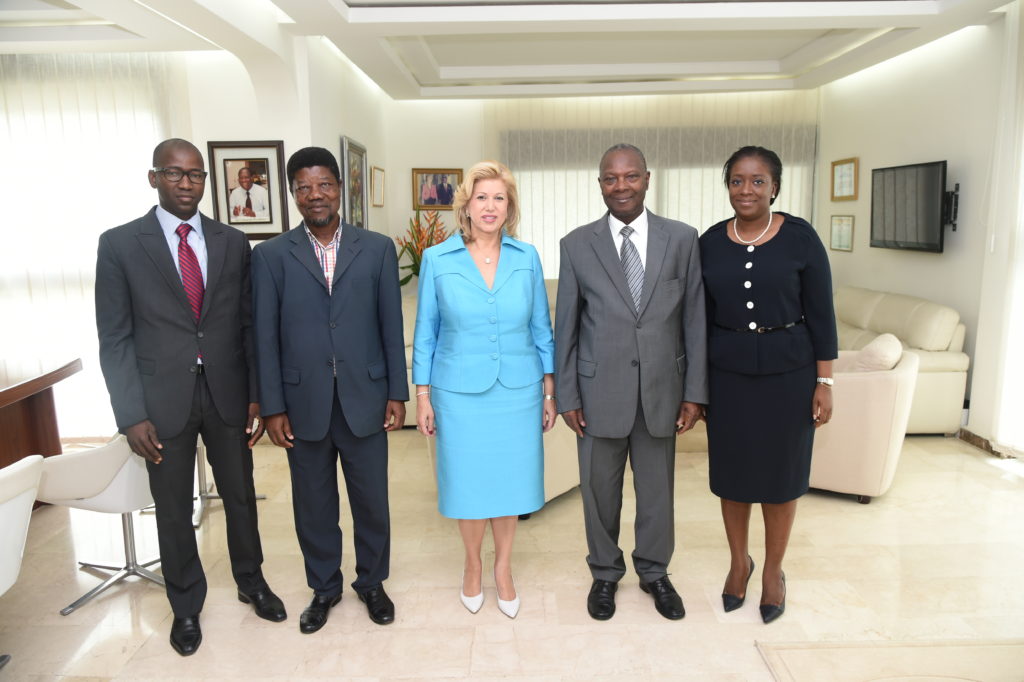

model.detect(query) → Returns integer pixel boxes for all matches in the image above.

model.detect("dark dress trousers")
[700,213,838,503]
[251,223,408,598]
[95,206,267,618]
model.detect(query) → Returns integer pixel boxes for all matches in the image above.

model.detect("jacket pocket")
[137,358,155,375]
[367,361,387,380]
[577,359,597,377]
[282,367,301,385]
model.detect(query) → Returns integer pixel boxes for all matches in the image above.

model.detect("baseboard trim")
[957,428,1014,458]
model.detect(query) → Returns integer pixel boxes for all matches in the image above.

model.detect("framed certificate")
[831,157,859,201]
[830,215,854,251]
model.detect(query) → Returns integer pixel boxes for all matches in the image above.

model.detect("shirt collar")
[608,207,648,236]
[304,222,342,249]
[156,205,203,240]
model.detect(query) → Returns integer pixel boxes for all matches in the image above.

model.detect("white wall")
[816,23,1005,403]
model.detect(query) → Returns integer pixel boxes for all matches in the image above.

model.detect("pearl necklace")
[733,211,773,245]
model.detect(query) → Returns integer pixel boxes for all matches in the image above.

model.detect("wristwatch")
[816,377,834,386]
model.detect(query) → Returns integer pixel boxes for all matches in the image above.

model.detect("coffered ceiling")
[0,0,1008,99]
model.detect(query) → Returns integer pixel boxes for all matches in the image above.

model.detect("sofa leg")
[856,495,871,504]
[518,513,532,520]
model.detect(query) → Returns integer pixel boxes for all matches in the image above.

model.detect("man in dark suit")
[252,147,407,633]
[554,143,708,622]
[435,174,454,206]
[95,138,286,657]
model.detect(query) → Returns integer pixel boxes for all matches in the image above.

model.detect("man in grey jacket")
[555,143,708,621]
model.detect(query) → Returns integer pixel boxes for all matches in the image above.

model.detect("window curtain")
[0,53,175,437]
[482,91,819,275]
[985,2,1024,456]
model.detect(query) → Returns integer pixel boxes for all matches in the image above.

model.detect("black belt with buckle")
[714,318,805,334]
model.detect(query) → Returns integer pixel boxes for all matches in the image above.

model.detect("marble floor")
[2,426,1023,681]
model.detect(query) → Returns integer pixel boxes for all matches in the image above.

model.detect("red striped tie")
[176,223,204,322]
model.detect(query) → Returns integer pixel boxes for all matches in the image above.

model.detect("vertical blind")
[482,91,820,276]
[0,53,175,437]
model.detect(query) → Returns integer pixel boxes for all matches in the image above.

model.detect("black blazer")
[251,223,408,441]
[95,207,257,437]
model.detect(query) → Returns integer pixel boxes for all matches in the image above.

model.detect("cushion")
[850,333,902,372]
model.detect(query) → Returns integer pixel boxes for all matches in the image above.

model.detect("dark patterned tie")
[175,223,204,322]
[619,225,643,311]
[245,191,252,211]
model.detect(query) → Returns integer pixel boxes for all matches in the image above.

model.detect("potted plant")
[395,210,450,286]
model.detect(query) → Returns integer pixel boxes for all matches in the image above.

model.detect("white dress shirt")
[608,207,649,269]
[229,182,270,220]
[156,205,207,283]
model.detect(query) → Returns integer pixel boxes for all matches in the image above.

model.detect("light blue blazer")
[413,233,555,393]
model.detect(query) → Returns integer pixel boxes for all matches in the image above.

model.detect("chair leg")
[192,444,266,529]
[60,512,164,616]
[0,654,10,670]
[857,495,872,504]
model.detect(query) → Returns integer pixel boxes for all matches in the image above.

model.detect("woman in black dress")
[700,146,837,624]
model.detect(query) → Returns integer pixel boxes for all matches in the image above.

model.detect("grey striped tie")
[619,225,643,311]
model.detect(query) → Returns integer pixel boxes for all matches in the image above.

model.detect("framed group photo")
[341,136,369,229]
[412,168,462,211]
[207,140,289,239]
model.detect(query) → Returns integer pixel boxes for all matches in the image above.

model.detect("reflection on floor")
[2,426,1022,681]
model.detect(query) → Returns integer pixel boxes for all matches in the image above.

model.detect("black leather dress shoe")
[299,593,342,634]
[760,572,786,624]
[640,576,685,620]
[587,579,618,620]
[722,556,756,613]
[170,615,202,656]
[238,587,287,622]
[358,586,395,625]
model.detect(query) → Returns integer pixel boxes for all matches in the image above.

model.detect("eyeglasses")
[293,181,339,197]
[153,167,208,183]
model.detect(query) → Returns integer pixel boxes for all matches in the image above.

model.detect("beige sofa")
[833,286,969,435]
[810,349,919,503]
[401,281,581,503]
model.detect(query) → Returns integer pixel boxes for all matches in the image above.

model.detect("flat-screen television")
[870,160,948,253]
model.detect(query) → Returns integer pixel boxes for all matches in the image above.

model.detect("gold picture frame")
[371,166,385,207]
[412,168,462,211]
[831,157,859,201]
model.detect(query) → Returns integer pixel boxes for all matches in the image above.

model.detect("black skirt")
[706,362,817,503]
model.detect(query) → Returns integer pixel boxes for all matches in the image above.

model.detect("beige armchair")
[809,350,919,503]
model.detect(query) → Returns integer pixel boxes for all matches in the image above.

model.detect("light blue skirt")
[432,380,544,519]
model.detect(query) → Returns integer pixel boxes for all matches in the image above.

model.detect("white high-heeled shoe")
[495,571,520,619]
[460,572,484,614]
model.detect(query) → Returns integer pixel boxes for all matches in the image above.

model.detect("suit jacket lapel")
[333,224,361,290]
[637,216,668,318]
[488,234,519,294]
[288,226,329,291]
[136,209,194,319]
[200,217,225,323]
[589,216,637,316]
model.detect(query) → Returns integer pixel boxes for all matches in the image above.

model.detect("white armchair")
[810,350,919,503]
[0,455,44,671]
[36,435,164,615]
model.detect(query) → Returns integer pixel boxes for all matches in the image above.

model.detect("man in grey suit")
[555,143,708,621]
[252,147,407,633]
[96,138,285,657]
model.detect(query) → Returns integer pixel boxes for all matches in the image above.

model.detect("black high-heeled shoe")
[759,571,786,624]
[722,555,755,612]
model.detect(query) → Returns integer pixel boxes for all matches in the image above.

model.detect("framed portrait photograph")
[831,157,859,201]
[413,168,462,211]
[341,136,369,228]
[830,215,854,251]
[207,140,288,239]
[371,166,385,207]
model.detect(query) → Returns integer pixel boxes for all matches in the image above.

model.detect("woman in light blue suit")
[413,161,556,619]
